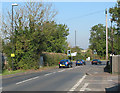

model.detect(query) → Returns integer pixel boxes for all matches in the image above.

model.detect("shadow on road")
[104,66,111,73]
[104,61,111,73]
[105,84,120,93]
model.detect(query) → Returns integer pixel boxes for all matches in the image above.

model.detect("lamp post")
[11,3,18,70]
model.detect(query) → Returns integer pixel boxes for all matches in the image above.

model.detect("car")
[59,59,73,68]
[81,59,86,65]
[91,59,102,65]
[76,59,85,66]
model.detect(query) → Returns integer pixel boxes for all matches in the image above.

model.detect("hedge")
[42,52,68,66]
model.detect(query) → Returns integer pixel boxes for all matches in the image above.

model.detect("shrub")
[42,52,68,66]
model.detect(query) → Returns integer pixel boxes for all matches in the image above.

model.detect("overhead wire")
[64,10,104,21]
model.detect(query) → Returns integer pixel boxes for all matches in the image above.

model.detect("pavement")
[1,61,119,92]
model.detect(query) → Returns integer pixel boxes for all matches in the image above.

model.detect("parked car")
[91,59,102,65]
[76,59,86,66]
[59,59,73,68]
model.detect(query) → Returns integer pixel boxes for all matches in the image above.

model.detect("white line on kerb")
[69,75,87,91]
[80,83,89,91]
[16,76,39,85]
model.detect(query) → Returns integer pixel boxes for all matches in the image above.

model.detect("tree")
[2,2,58,70]
[43,21,69,53]
[89,24,111,58]
[109,2,120,55]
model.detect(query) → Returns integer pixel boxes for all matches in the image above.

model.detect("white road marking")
[0,87,2,89]
[67,68,73,70]
[85,88,91,91]
[107,80,112,81]
[52,72,56,74]
[94,72,98,74]
[58,69,66,72]
[44,73,52,76]
[69,75,87,91]
[16,76,39,85]
[80,83,89,91]
[87,80,113,81]
[75,66,80,68]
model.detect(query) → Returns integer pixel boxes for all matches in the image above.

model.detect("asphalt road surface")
[2,61,116,92]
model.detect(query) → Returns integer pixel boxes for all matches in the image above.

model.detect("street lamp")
[11,3,18,70]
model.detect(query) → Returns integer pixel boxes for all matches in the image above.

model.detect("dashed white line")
[52,72,56,74]
[67,68,73,70]
[16,76,39,85]
[80,83,89,91]
[58,69,66,72]
[107,80,113,81]
[16,67,76,85]
[69,75,87,91]
[75,66,80,68]
[94,72,98,74]
[44,73,53,76]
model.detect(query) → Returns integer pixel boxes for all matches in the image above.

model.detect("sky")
[1,0,117,49]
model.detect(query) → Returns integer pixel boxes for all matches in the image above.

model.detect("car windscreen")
[60,60,65,62]
[93,59,98,61]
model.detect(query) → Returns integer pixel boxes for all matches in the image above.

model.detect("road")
[1,61,118,92]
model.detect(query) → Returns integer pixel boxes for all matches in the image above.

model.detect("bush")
[42,52,68,66]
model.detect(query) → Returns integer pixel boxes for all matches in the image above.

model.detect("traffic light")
[67,50,71,56]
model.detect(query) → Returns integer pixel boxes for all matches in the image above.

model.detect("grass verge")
[1,65,58,76]
[2,69,26,76]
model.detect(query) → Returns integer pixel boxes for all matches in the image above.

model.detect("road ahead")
[2,61,118,92]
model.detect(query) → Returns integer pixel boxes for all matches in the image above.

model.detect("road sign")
[11,53,15,57]
[71,52,77,56]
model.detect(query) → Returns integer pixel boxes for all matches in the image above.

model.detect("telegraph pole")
[105,8,108,60]
[75,30,76,47]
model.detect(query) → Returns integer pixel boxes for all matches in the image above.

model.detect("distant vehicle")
[91,59,102,65]
[59,59,72,68]
[76,59,86,66]
[81,59,86,65]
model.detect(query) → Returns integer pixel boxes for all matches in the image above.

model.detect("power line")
[65,10,104,21]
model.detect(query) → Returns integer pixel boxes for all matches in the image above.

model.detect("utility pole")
[105,8,108,60]
[75,30,76,47]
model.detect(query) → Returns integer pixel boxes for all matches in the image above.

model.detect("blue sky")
[1,1,117,49]
[53,2,116,49]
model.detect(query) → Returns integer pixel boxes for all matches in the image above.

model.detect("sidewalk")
[78,65,119,92]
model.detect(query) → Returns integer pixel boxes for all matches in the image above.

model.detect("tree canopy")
[2,2,69,70]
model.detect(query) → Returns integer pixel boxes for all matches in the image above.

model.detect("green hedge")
[42,52,68,66]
